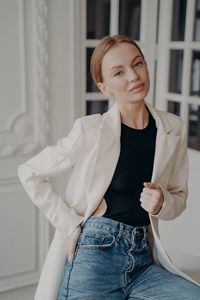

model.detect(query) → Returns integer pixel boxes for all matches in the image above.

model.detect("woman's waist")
[81,215,149,242]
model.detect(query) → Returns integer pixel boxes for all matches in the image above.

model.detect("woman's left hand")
[140,182,164,215]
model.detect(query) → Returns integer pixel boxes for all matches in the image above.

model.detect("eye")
[133,60,143,69]
[114,71,123,77]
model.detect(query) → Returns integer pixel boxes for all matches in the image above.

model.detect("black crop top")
[102,109,157,226]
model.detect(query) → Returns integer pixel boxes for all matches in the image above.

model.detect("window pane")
[86,48,99,92]
[188,104,200,150]
[193,0,200,41]
[171,0,187,41]
[87,0,110,39]
[167,100,181,116]
[119,0,141,40]
[190,51,200,96]
[86,100,108,115]
[168,50,184,94]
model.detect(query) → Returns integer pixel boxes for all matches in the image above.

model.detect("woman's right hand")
[67,225,82,262]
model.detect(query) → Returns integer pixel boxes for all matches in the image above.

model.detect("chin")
[128,93,148,103]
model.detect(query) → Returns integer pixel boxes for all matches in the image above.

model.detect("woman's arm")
[151,120,188,220]
[18,118,84,237]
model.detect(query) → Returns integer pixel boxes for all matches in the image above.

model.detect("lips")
[129,83,144,92]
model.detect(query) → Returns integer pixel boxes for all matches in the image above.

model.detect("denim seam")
[78,235,116,250]
[126,265,154,298]
[63,262,73,299]
[129,292,156,300]
[137,264,153,284]
[116,223,124,241]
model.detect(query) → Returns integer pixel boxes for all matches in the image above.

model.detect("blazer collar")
[101,101,174,139]
[100,101,180,182]
[85,101,180,217]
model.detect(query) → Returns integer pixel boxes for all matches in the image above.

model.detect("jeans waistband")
[82,216,148,241]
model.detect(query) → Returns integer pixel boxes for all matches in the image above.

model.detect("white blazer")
[18,101,199,300]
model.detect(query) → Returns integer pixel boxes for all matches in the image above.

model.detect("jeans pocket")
[78,229,116,250]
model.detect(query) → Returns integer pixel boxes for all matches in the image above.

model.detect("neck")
[118,100,149,130]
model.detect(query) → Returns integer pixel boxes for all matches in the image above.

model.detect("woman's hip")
[57,216,153,299]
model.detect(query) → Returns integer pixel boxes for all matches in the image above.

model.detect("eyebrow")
[110,55,142,71]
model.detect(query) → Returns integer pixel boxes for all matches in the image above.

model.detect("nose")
[126,68,139,82]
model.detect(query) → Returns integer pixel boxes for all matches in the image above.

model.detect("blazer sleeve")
[18,118,84,237]
[152,120,188,220]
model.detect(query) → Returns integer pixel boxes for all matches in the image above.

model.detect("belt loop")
[116,223,123,241]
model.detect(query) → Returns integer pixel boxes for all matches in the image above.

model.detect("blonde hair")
[90,35,145,87]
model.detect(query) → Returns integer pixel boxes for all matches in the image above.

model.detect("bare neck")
[119,101,149,130]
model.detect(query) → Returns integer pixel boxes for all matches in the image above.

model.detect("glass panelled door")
[85,0,111,115]
[80,0,158,117]
[77,0,200,150]
[157,0,200,261]
[157,0,200,151]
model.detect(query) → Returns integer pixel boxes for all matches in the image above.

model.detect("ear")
[97,82,113,97]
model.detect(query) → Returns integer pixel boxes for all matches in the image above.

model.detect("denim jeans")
[57,216,200,300]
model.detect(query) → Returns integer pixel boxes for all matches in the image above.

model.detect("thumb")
[67,226,81,261]
[143,182,158,189]
[68,240,77,261]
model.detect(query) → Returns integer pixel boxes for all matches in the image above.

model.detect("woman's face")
[98,43,150,106]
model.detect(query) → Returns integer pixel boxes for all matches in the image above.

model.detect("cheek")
[146,76,150,89]
[144,69,150,84]
[109,80,126,93]
[142,70,150,90]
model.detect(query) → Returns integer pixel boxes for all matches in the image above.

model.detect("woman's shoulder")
[155,108,186,134]
[78,113,103,129]
[146,102,186,131]
[154,110,187,136]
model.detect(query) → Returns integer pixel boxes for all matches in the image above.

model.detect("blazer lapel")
[151,131,180,182]
[85,101,180,216]
[145,102,180,182]
[86,103,121,215]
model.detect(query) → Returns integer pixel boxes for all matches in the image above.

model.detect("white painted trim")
[0,0,27,134]
[141,0,158,105]
[110,0,119,35]
[69,0,83,120]
[19,0,27,116]
[0,0,50,157]
[80,0,87,117]
[156,0,200,122]
[85,39,102,47]
[185,0,196,43]
[0,0,51,292]
[86,93,109,100]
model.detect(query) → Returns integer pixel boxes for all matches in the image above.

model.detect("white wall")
[0,0,74,299]
[0,1,199,299]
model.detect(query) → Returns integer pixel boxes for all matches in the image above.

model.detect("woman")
[18,35,200,300]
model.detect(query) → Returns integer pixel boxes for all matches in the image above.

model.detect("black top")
[102,109,157,226]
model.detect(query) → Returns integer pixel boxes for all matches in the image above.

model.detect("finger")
[140,194,160,209]
[140,192,152,201]
[69,226,81,241]
[140,195,153,206]
[143,188,161,199]
[142,188,153,196]
[140,200,152,212]
[140,200,157,214]
[143,182,159,189]
[67,226,81,261]
[68,241,77,261]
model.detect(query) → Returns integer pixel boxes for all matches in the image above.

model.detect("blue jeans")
[57,216,200,299]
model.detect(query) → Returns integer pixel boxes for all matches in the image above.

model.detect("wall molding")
[0,0,51,293]
[0,0,49,157]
